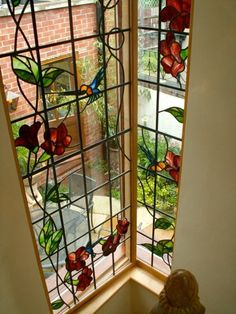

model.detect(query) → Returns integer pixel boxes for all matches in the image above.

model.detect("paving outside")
[90,198,174,242]
[70,195,121,241]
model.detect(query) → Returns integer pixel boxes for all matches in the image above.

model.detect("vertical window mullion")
[151,0,162,267]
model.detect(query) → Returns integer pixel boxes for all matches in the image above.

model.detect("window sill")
[72,263,165,314]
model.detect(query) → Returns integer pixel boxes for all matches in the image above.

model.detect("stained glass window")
[0,0,193,310]
[0,0,131,312]
[137,0,191,274]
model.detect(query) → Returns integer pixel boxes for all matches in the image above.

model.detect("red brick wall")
[0,4,106,181]
[0,4,98,119]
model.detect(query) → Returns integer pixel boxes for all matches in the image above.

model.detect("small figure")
[150,269,205,314]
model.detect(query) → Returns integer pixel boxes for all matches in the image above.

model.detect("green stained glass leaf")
[45,183,70,203]
[141,240,174,257]
[58,192,70,202]
[65,277,79,286]
[45,229,63,256]
[42,67,65,88]
[141,243,153,252]
[11,0,21,7]
[12,55,39,85]
[51,299,64,310]
[154,218,172,230]
[38,152,51,163]
[39,218,55,248]
[32,146,39,154]
[49,192,70,203]
[156,240,174,256]
[99,239,106,245]
[180,47,188,61]
[46,183,60,203]
[164,107,184,123]
[64,272,79,286]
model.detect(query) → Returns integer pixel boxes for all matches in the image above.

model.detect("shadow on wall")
[96,279,158,314]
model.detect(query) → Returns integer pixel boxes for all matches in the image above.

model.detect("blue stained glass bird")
[56,67,105,111]
[79,67,104,106]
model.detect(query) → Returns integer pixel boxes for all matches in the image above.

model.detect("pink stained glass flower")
[116,218,130,235]
[102,234,121,256]
[65,246,89,272]
[77,267,93,291]
[165,151,181,183]
[15,121,41,152]
[160,0,191,32]
[160,32,185,77]
[41,122,72,156]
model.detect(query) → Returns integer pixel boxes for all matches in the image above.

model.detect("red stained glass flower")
[15,121,41,152]
[165,151,181,183]
[65,246,89,272]
[102,234,121,256]
[116,218,130,235]
[160,32,185,77]
[160,0,191,32]
[41,123,72,156]
[77,267,93,291]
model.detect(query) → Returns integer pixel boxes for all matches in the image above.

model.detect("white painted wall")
[173,1,236,314]
[96,280,157,314]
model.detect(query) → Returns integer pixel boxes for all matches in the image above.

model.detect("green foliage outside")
[138,50,166,79]
[111,186,120,200]
[139,50,157,76]
[139,0,159,8]
[138,175,178,216]
[45,87,76,119]
[138,86,151,102]
[137,130,179,217]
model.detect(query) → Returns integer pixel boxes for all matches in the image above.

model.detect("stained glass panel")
[137,0,192,274]
[0,0,132,312]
